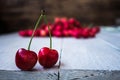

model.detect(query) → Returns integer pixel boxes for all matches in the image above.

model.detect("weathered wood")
[0,70,58,80]
[60,70,120,80]
[98,30,120,48]
[61,37,120,70]
[0,33,62,70]
[0,29,120,79]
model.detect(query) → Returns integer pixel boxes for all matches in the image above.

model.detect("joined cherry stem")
[27,10,52,50]
[28,12,43,50]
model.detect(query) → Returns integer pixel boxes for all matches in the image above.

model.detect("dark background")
[0,0,120,34]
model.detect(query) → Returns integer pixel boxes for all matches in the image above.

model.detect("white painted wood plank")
[0,33,62,71]
[98,31,120,49]
[0,31,120,71]
[0,31,120,80]
[61,37,120,70]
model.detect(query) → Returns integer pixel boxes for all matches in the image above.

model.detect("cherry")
[82,27,90,38]
[38,12,59,68]
[91,26,100,33]
[54,17,61,23]
[71,28,82,38]
[19,30,29,37]
[89,30,96,37]
[15,11,43,70]
[28,29,39,37]
[44,24,53,34]
[54,25,63,31]
[15,48,37,70]
[38,47,58,68]
[39,29,48,37]
[89,27,96,37]
[62,29,70,37]
[52,30,63,37]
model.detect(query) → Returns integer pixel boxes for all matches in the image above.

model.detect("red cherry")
[60,17,67,23]
[91,27,100,33]
[38,47,59,68]
[44,24,53,33]
[39,29,48,37]
[68,18,75,25]
[54,25,63,31]
[54,17,61,23]
[62,29,70,37]
[68,29,73,37]
[28,29,39,37]
[19,30,28,37]
[63,22,69,30]
[71,28,82,38]
[89,31,96,37]
[15,48,37,70]
[82,27,90,38]
[68,18,81,27]
[52,30,63,37]
[39,24,47,29]
[89,28,96,37]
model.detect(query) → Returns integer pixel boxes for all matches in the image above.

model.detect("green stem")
[28,13,43,50]
[43,15,52,49]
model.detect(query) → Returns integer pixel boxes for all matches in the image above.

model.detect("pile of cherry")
[19,17,100,38]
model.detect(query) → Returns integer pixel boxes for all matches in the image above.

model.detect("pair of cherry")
[15,11,59,70]
[15,47,58,70]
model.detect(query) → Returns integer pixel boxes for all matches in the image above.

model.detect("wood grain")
[0,28,120,79]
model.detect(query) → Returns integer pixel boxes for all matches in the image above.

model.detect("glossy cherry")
[39,29,48,37]
[15,11,43,70]
[38,12,59,68]
[38,47,58,68]
[19,30,28,37]
[15,48,37,70]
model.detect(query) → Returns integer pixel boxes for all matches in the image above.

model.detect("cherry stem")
[43,14,52,49]
[28,11,43,50]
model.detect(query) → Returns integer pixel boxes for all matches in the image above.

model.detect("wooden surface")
[0,27,120,80]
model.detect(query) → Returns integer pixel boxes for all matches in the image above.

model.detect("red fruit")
[44,25,53,33]
[68,18,81,27]
[39,29,48,37]
[68,18,75,24]
[82,28,90,38]
[62,29,70,37]
[60,17,67,23]
[63,22,69,30]
[71,28,82,38]
[91,27,100,33]
[54,25,63,31]
[89,31,96,37]
[38,47,59,68]
[15,48,37,70]
[68,29,73,37]
[39,24,47,29]
[89,28,96,37]
[54,17,61,23]
[52,30,63,37]
[28,29,39,37]
[19,30,28,37]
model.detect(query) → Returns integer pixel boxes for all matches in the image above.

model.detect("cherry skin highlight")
[15,48,37,70]
[38,47,59,68]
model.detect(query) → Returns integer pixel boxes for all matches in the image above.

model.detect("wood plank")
[61,37,120,70]
[0,31,120,80]
[98,30,120,49]
[0,33,62,70]
[60,70,120,80]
